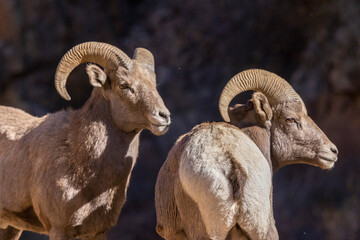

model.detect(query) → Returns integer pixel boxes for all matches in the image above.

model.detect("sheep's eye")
[119,83,129,89]
[285,118,295,124]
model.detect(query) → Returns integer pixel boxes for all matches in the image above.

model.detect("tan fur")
[0,48,171,240]
[155,92,338,240]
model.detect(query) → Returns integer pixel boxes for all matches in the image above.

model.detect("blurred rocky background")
[0,0,359,239]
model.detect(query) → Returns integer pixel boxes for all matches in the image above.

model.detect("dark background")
[1,0,359,239]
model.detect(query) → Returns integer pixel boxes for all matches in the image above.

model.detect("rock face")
[1,0,359,239]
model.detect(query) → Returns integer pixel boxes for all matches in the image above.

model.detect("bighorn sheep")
[155,69,338,240]
[0,42,171,240]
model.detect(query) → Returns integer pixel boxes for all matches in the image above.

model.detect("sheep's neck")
[241,126,274,174]
[68,89,140,179]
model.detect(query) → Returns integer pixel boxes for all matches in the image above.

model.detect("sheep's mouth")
[315,154,337,170]
[151,123,170,127]
[147,112,171,135]
[318,154,337,163]
[151,123,170,130]
[149,122,170,135]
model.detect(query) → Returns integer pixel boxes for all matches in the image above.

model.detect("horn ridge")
[219,69,306,122]
[54,41,133,100]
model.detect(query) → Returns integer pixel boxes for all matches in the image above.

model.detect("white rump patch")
[178,125,273,239]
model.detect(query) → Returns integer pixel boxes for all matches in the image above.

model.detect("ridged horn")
[54,41,133,100]
[219,69,307,122]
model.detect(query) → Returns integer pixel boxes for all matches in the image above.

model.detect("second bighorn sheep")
[0,42,171,240]
[155,69,338,240]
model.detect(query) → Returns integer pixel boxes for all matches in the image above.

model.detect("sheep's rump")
[177,123,273,238]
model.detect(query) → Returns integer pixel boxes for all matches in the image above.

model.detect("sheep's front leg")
[0,226,22,240]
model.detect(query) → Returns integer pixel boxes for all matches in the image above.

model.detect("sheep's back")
[0,106,42,142]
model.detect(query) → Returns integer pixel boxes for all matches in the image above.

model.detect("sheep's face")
[87,62,170,135]
[229,92,338,170]
[270,101,338,170]
[111,62,170,135]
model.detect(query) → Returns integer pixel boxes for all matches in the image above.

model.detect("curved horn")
[54,41,133,100]
[219,69,307,122]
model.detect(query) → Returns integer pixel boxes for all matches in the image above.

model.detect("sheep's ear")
[133,48,155,71]
[86,64,107,88]
[228,102,253,122]
[252,92,273,129]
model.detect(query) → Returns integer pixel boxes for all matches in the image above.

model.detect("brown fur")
[155,92,338,240]
[0,49,170,240]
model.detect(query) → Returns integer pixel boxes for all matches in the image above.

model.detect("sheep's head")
[54,42,170,136]
[220,69,338,170]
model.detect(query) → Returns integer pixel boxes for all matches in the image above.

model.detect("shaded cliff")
[0,0,359,239]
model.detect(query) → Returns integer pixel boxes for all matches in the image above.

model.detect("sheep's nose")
[330,143,338,156]
[159,111,171,124]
